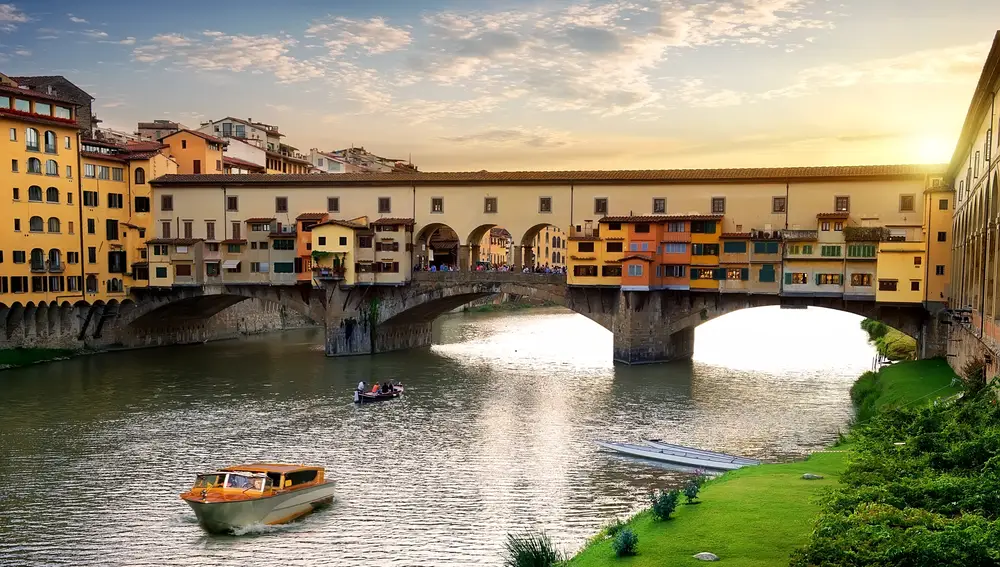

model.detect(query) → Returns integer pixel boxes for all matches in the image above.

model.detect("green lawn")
[567,359,961,567]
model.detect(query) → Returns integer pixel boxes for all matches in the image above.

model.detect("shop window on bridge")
[851,273,872,287]
[574,265,598,277]
[601,265,621,277]
[753,241,779,254]
[627,264,643,277]
[722,241,747,253]
[727,268,749,280]
[358,236,373,248]
[356,262,375,273]
[606,242,623,253]
[661,265,685,278]
[692,243,719,256]
[758,264,776,282]
[634,223,650,233]
[691,221,716,234]
[577,242,595,253]
[877,279,898,291]
[273,262,294,273]
[273,239,294,250]
[690,268,721,280]
[375,262,399,273]
[784,272,808,285]
[816,273,842,285]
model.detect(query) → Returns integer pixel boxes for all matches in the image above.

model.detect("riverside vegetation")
[860,318,916,361]
[503,356,978,566]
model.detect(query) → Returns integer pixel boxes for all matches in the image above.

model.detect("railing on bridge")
[411,271,567,285]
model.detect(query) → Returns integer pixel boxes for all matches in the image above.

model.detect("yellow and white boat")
[180,463,335,534]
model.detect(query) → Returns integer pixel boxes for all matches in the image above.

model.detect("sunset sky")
[1,0,998,171]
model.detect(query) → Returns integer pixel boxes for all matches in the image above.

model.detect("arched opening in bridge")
[521,223,568,273]
[415,223,461,271]
[467,224,514,270]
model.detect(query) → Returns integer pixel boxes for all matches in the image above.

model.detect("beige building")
[531,225,566,269]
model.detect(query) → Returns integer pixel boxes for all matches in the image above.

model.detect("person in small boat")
[357,381,366,392]
[371,383,380,393]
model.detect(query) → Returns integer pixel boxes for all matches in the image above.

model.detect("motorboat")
[644,439,761,466]
[354,382,404,404]
[180,464,335,534]
[595,440,760,471]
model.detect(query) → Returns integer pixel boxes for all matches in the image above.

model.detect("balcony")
[782,229,818,241]
[49,262,64,273]
[313,266,346,280]
[844,226,889,242]
[570,226,601,239]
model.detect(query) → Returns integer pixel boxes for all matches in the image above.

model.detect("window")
[574,265,598,277]
[820,245,841,257]
[67,192,72,205]
[635,223,650,233]
[722,241,747,253]
[899,194,915,212]
[539,197,552,213]
[112,168,124,182]
[662,265,685,278]
[772,196,786,213]
[606,242,624,252]
[161,195,173,211]
[135,168,146,185]
[12,187,19,200]
[47,217,60,233]
[26,128,39,151]
[937,231,946,242]
[184,221,193,239]
[910,281,920,291]
[336,236,346,246]
[849,273,872,287]
[36,103,51,116]
[155,267,168,279]
[250,262,270,273]
[45,159,58,176]
[318,236,327,246]
[878,280,898,291]
[82,191,98,207]
[758,264,776,283]
[627,264,644,277]
[227,196,238,211]
[68,221,74,234]
[432,197,444,213]
[753,241,780,254]
[691,243,719,256]
[939,198,948,210]
[690,220,716,234]
[484,197,497,213]
[935,265,945,276]
[821,221,830,231]
[175,264,193,277]
[378,197,391,213]
[153,245,168,256]
[108,193,124,209]
[711,197,725,213]
[161,221,171,238]
[14,99,29,112]
[28,185,42,201]
[8,127,14,141]
[652,198,665,214]
[594,198,608,214]
[88,247,97,264]
[816,273,842,285]
[227,244,242,253]
[328,197,340,212]
[250,223,270,232]
[13,251,25,264]
[66,165,72,178]
[43,131,56,153]
[84,164,96,178]
[106,219,119,240]
[667,221,685,232]
[690,268,718,280]
[64,135,71,149]
[108,251,126,273]
[87,219,95,234]
[914,256,922,266]
[231,222,241,239]
[835,196,849,212]
[27,157,41,173]
[275,197,288,213]
[29,216,43,232]
[358,236,373,248]
[273,239,294,250]
[216,160,222,172]
[834,222,843,231]
[67,251,79,264]
[135,197,150,212]
[847,244,876,258]
[273,262,294,274]
[663,242,686,254]
[205,221,215,240]
[577,242,595,253]
[726,268,749,280]
[785,272,807,284]
[13,218,20,231]
[97,166,110,180]
[192,160,201,174]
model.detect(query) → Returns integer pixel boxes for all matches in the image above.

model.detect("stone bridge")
[322,271,944,364]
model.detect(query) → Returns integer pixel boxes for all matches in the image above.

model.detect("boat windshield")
[193,473,226,488]
[225,472,268,492]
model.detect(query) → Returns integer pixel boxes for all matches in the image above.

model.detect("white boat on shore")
[596,440,760,471]
[643,439,761,466]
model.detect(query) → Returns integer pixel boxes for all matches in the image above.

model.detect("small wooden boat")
[595,441,759,471]
[644,439,761,466]
[179,464,335,534]
[354,383,404,404]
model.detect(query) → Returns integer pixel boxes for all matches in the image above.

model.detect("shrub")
[959,357,987,395]
[649,489,680,520]
[612,527,638,557]
[850,371,880,423]
[603,517,626,538]
[860,318,888,341]
[683,479,701,503]
[502,530,562,567]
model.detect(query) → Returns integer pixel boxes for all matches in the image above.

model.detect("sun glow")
[915,136,954,163]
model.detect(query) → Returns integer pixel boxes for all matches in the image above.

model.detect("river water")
[0,306,875,566]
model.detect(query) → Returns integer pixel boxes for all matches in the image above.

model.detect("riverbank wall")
[0,298,316,370]
[566,358,961,566]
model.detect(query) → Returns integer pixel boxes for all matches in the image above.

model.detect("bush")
[502,530,562,567]
[683,479,701,504]
[602,517,626,538]
[649,489,680,520]
[860,318,888,341]
[959,357,987,395]
[850,371,880,423]
[611,527,638,557]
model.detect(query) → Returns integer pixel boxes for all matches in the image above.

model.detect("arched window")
[47,217,60,233]
[107,278,123,293]
[134,167,146,185]
[27,157,41,173]
[46,187,59,203]
[44,131,56,153]
[29,216,44,232]
[85,274,98,293]
[45,159,58,176]
[25,128,39,151]
[30,248,44,269]
[48,249,61,269]
[28,185,42,201]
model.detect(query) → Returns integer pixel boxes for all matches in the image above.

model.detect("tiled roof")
[148,164,945,187]
[126,140,167,151]
[268,231,296,238]
[600,213,725,223]
[567,236,602,241]
[721,232,752,238]
[220,239,247,245]
[313,219,368,230]
[244,217,276,223]
[295,212,328,221]
[160,129,228,145]
[223,156,266,170]
[0,82,80,105]
[621,254,655,262]
[490,227,512,238]
[0,107,78,129]
[816,212,850,219]
[372,217,415,226]
[146,238,202,245]
[80,150,127,163]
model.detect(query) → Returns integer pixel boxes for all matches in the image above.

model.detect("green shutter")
[754,242,765,254]
[714,267,726,280]
[740,268,749,281]
[706,221,716,234]
[768,242,779,254]
[690,268,699,280]
[760,265,775,283]
[815,273,822,285]
[784,272,792,285]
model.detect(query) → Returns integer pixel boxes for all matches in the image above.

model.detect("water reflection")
[0,306,873,566]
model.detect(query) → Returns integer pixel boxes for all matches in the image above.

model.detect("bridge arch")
[415,222,462,270]
[520,222,568,270]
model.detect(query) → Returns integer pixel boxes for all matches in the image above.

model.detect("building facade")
[159,129,225,175]
[530,225,566,269]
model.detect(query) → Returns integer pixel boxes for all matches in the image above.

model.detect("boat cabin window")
[283,469,319,487]
[225,473,265,491]
[194,474,226,488]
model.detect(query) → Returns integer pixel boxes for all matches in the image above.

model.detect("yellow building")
[478,227,511,266]
[689,216,723,291]
[923,187,952,305]
[567,219,623,285]
[1,76,82,303]
[531,225,566,269]
[160,129,225,175]
[875,226,927,304]
[309,218,367,286]
[266,143,312,174]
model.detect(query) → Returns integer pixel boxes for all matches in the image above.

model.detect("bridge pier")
[513,245,523,270]
[458,245,471,271]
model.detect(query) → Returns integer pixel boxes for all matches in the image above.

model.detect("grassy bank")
[0,347,79,370]
[860,318,916,360]
[563,359,961,567]
[466,300,558,313]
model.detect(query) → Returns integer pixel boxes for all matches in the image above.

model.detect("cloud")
[101,101,125,108]
[133,32,325,83]
[306,16,411,55]
[13,47,28,56]
[265,103,291,112]
[81,29,108,38]
[68,13,87,23]
[441,127,573,148]
[0,3,29,32]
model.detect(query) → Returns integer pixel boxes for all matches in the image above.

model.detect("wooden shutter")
[741,268,749,281]
[784,272,792,285]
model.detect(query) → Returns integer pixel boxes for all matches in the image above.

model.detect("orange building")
[159,129,226,174]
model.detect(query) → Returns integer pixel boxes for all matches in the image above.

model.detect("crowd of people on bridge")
[413,262,566,274]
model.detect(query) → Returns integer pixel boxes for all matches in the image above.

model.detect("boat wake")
[229,522,292,537]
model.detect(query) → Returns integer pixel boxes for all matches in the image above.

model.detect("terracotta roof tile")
[146,238,202,245]
[313,219,368,230]
[160,129,228,145]
[244,217,276,223]
[221,239,247,245]
[223,156,266,170]
[721,232,752,238]
[372,217,415,226]
[0,82,80,105]
[600,213,724,223]
[149,164,945,187]
[0,107,78,129]
[621,254,655,262]
[816,212,851,219]
[268,231,296,238]
[296,212,329,221]
[80,150,127,163]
